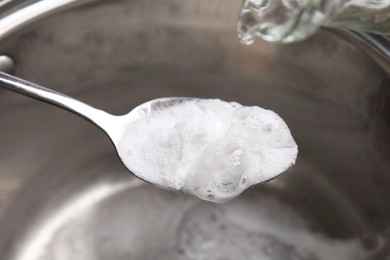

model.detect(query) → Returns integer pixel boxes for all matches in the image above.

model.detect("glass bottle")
[237,0,390,44]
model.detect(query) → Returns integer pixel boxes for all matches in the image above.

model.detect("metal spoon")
[0,71,192,186]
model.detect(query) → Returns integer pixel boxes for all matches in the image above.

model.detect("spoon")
[0,71,192,185]
[0,72,298,203]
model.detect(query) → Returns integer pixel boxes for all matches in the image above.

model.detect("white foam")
[118,99,298,202]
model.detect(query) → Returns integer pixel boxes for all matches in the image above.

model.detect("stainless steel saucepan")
[0,0,389,259]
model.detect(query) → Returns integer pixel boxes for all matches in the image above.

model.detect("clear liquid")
[237,0,304,44]
[237,0,390,44]
[329,5,390,32]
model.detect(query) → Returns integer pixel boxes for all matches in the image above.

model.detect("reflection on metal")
[16,179,143,260]
[0,0,85,40]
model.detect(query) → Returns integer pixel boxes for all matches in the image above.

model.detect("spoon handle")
[0,72,118,137]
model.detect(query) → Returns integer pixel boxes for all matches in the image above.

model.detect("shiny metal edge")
[329,29,390,74]
[0,0,94,41]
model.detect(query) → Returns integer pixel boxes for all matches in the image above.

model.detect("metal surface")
[0,0,389,259]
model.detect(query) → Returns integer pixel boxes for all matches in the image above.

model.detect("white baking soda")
[118,99,298,202]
